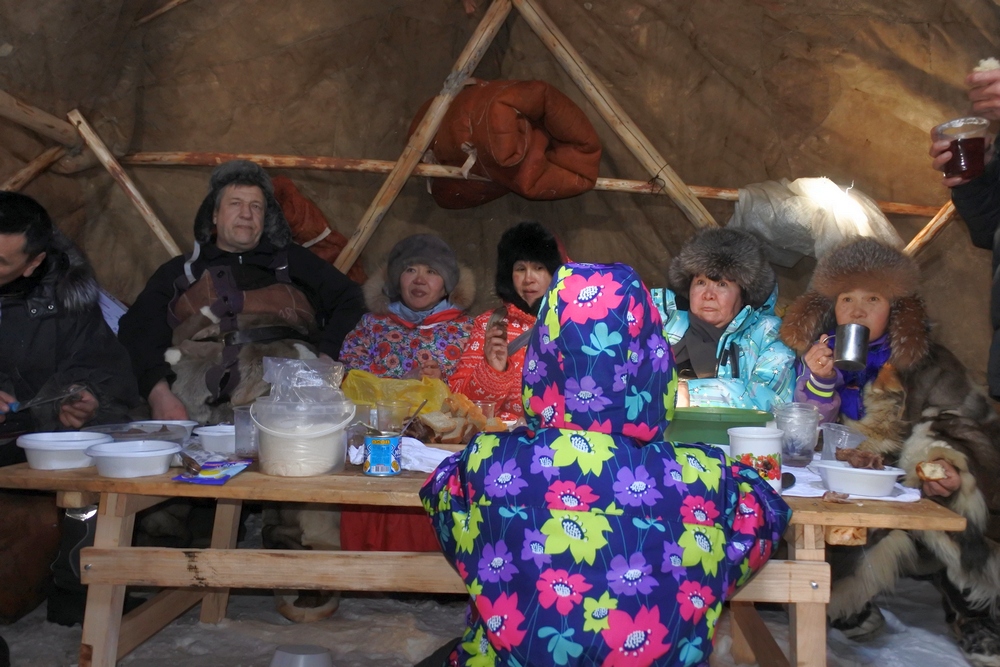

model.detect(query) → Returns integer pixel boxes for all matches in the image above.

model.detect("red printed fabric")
[449,304,535,421]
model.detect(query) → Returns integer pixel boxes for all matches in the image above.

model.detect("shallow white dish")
[17,432,113,470]
[132,420,199,440]
[83,422,187,445]
[85,440,181,478]
[812,460,903,497]
[194,424,236,453]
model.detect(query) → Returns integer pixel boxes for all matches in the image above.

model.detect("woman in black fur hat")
[651,227,795,412]
[449,221,564,421]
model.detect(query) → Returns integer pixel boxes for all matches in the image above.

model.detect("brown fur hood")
[780,238,930,370]
[362,264,476,316]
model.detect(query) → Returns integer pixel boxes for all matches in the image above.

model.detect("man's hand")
[419,358,443,381]
[148,379,189,420]
[968,69,1000,121]
[803,337,836,381]
[0,390,14,425]
[59,390,99,429]
[484,326,508,372]
[922,458,962,498]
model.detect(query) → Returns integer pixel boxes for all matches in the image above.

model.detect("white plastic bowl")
[132,420,199,440]
[194,424,236,453]
[83,422,187,445]
[85,440,181,478]
[813,460,903,497]
[17,432,113,470]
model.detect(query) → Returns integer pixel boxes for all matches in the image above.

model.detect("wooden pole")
[0,145,67,192]
[0,88,79,147]
[67,110,182,257]
[512,0,717,229]
[134,0,193,27]
[903,201,956,256]
[123,151,940,218]
[334,0,513,273]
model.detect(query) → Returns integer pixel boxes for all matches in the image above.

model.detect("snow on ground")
[0,577,974,667]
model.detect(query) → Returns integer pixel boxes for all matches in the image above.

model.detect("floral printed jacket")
[650,287,794,412]
[422,263,791,667]
[449,303,535,421]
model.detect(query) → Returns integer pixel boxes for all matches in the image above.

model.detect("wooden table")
[0,464,966,667]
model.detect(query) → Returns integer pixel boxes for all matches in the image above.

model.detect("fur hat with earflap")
[669,227,776,309]
[495,221,565,315]
[780,237,930,370]
[192,160,292,248]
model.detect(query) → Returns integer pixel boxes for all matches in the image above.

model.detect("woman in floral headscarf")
[420,263,791,667]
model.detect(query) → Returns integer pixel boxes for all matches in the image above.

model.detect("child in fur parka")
[782,237,1000,666]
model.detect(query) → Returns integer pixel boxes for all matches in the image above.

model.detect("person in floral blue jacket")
[420,262,791,667]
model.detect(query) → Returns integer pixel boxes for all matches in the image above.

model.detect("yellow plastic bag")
[341,369,450,412]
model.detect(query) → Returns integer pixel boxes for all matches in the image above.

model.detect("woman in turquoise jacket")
[651,228,794,412]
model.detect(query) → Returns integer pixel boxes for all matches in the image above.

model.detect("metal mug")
[833,323,870,371]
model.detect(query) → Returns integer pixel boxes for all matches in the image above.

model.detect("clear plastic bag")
[727,177,903,266]
[261,357,345,403]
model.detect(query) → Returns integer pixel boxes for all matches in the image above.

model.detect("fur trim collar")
[12,232,99,314]
[362,264,476,315]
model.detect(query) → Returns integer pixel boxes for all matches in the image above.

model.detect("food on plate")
[975,57,1000,72]
[403,393,509,444]
[916,460,948,481]
[835,448,885,470]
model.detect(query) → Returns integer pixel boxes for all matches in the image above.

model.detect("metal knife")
[8,385,85,413]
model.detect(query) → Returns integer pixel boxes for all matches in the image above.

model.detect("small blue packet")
[173,459,253,486]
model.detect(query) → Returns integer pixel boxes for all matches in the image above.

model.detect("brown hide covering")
[0,492,60,623]
[271,176,367,284]
[409,79,602,208]
[0,0,996,388]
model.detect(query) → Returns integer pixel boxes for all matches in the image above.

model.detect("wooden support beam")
[513,0,717,229]
[904,201,956,257]
[0,89,80,147]
[0,146,67,192]
[67,110,182,257]
[334,0,513,273]
[123,151,936,217]
[730,601,791,667]
[117,590,205,659]
[134,0,192,27]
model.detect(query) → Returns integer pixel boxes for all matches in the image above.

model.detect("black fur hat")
[192,160,292,248]
[496,221,564,314]
[668,227,775,309]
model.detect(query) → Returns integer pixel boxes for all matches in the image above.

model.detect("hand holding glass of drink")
[930,116,991,186]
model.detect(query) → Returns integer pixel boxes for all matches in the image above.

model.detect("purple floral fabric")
[421,263,791,667]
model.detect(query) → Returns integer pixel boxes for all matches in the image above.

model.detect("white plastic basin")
[85,440,181,478]
[17,431,113,470]
[813,460,903,497]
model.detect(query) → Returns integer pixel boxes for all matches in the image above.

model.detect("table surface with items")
[0,461,967,667]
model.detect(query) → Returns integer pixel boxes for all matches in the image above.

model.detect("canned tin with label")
[363,432,401,476]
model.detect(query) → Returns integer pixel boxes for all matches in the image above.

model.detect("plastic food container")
[17,432,113,470]
[664,407,773,446]
[132,420,199,440]
[813,460,903,497]
[85,441,181,478]
[83,422,187,445]
[251,399,356,477]
[194,425,236,453]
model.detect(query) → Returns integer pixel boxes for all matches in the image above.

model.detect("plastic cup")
[233,406,258,457]
[772,403,820,467]
[376,400,410,433]
[727,427,783,492]
[933,117,990,179]
[820,423,865,460]
[473,400,495,420]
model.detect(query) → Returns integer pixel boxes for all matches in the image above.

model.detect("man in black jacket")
[118,160,366,422]
[930,65,1000,401]
[0,191,138,448]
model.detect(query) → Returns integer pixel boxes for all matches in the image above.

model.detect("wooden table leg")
[200,499,243,623]
[788,525,827,667]
[79,493,137,667]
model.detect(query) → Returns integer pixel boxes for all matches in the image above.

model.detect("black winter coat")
[0,242,139,438]
[118,239,366,398]
[952,154,1000,398]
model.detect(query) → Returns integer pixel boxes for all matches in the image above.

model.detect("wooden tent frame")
[0,0,954,265]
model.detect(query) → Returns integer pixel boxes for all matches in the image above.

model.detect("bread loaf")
[916,460,948,481]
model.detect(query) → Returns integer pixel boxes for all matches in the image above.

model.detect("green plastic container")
[664,407,773,445]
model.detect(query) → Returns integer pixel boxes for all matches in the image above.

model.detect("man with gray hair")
[119,160,365,422]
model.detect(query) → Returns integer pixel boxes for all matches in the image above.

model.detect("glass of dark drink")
[933,117,991,179]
